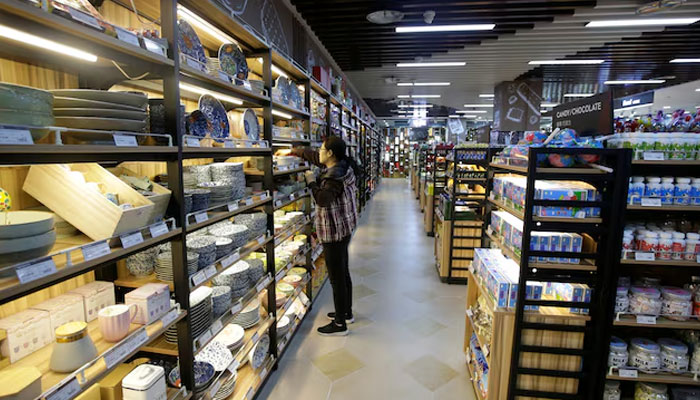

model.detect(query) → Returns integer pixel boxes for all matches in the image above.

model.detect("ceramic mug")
[98,304,137,342]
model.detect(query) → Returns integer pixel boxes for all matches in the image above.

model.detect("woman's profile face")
[319,144,334,166]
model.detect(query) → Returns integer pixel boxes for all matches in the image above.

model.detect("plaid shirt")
[315,168,358,243]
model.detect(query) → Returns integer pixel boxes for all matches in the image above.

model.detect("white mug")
[98,304,137,342]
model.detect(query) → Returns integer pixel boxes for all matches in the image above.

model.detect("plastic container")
[672,232,686,260]
[645,177,662,199]
[122,364,167,400]
[691,178,700,205]
[685,232,700,261]
[630,338,661,373]
[675,177,692,205]
[629,286,662,316]
[634,382,668,400]
[658,338,689,373]
[615,286,630,313]
[608,336,629,368]
[660,177,675,205]
[661,286,692,321]
[640,232,659,253]
[657,232,673,260]
[629,177,645,205]
[604,381,620,400]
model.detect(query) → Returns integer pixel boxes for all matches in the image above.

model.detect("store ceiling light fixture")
[529,59,605,65]
[456,110,487,114]
[398,95,411,98]
[395,24,495,33]
[179,83,243,105]
[564,93,595,97]
[272,109,293,119]
[604,79,666,85]
[256,58,288,78]
[670,58,700,63]
[586,18,700,27]
[398,104,433,108]
[396,61,466,67]
[463,104,494,108]
[0,24,97,62]
[541,102,559,107]
[396,82,451,87]
[177,6,235,44]
[410,94,441,98]
[448,115,462,118]
[479,94,494,98]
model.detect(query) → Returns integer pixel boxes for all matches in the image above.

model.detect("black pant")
[323,235,352,325]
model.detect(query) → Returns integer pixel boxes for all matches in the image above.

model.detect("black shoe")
[327,312,355,324]
[317,321,348,336]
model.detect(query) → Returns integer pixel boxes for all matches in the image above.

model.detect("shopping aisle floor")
[259,179,476,400]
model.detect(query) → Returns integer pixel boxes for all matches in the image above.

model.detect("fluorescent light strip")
[541,102,559,107]
[398,104,433,108]
[396,62,465,67]
[457,110,487,114]
[696,88,700,92]
[411,94,441,98]
[670,59,700,63]
[177,6,236,44]
[396,24,495,33]
[529,60,604,65]
[272,109,293,119]
[586,18,700,28]
[448,115,461,118]
[564,93,595,98]
[604,80,665,85]
[256,58,289,78]
[398,95,411,98]
[615,104,651,112]
[463,104,494,108]
[179,83,243,105]
[396,82,451,86]
[479,94,494,98]
[0,24,97,62]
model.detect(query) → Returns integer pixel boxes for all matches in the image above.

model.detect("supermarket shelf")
[186,193,271,232]
[627,204,700,211]
[489,163,608,176]
[275,216,312,247]
[0,144,177,165]
[310,78,330,96]
[180,65,270,107]
[613,314,700,329]
[488,197,603,224]
[632,159,700,166]
[231,355,275,400]
[274,188,310,210]
[619,258,700,267]
[607,369,700,386]
[465,308,491,364]
[272,101,310,119]
[245,163,310,176]
[182,146,272,159]
[275,245,310,282]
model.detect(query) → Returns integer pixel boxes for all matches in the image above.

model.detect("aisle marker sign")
[0,128,33,145]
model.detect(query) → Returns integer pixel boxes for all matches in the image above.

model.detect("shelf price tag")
[115,26,141,47]
[618,369,638,378]
[278,165,288,172]
[204,265,218,279]
[230,301,242,315]
[149,222,169,238]
[483,344,490,357]
[635,252,655,261]
[256,280,267,293]
[224,140,235,148]
[113,134,138,147]
[104,328,148,368]
[257,236,265,245]
[260,193,267,201]
[246,387,254,400]
[221,251,240,268]
[228,202,240,212]
[260,366,268,379]
[275,200,282,208]
[486,226,493,236]
[192,271,207,286]
[161,308,178,327]
[643,152,664,161]
[636,315,657,325]
[15,257,57,284]
[290,193,295,200]
[245,197,254,206]
[218,71,230,82]
[185,137,201,147]
[198,329,213,347]
[641,198,662,207]
[251,332,259,343]
[47,378,81,400]
[211,319,223,335]
[208,380,222,399]
[82,241,111,261]
[227,359,240,373]
[194,212,208,224]
[68,7,101,30]
[0,128,33,145]
[120,231,144,249]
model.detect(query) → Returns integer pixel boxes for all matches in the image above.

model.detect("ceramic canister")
[99,304,138,342]
[49,321,98,373]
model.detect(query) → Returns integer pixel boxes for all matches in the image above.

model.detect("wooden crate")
[109,165,171,224]
[23,164,154,241]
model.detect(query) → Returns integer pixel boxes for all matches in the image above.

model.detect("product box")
[125,283,170,325]
[70,281,116,322]
[581,284,592,314]
[312,66,331,92]
[570,233,583,264]
[560,234,573,264]
[538,234,550,263]
[529,233,541,262]
[0,309,52,363]
[30,293,85,333]
[548,233,561,263]
[486,267,511,309]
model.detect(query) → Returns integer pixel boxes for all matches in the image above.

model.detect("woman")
[278,136,359,336]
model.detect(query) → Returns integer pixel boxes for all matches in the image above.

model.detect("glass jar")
[615,286,630,314]
[604,381,621,400]
[630,338,661,373]
[661,286,692,321]
[609,336,629,368]
[635,382,668,400]
[629,286,662,316]
[659,338,689,373]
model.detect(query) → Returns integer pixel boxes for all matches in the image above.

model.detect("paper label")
[466,309,473,318]
[198,329,213,347]
[208,380,222,399]
[143,37,166,56]
[641,198,662,207]
[104,328,148,369]
[194,212,208,224]
[618,369,638,378]
[252,332,259,342]
[204,265,218,279]
[115,27,141,47]
[227,202,239,212]
[15,257,57,284]
[256,280,267,292]
[224,140,235,148]
[186,137,201,147]
[230,302,242,315]
[260,367,268,379]
[186,57,203,71]
[47,378,81,400]
[246,387,254,400]
[290,193,295,200]
[192,271,207,286]
[227,359,240,373]
[486,226,494,236]
[149,222,169,238]
[260,193,267,200]
[120,231,144,249]
[0,128,33,145]
[635,252,655,261]
[483,344,490,357]
[275,200,282,208]
[257,236,265,245]
[278,165,288,171]
[636,315,657,325]
[211,319,223,334]
[68,7,101,30]
[221,251,240,268]
[643,152,664,161]
[245,198,254,206]
[218,70,229,82]
[161,308,178,327]
[81,241,111,261]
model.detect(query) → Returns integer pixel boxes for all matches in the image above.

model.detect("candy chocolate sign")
[552,92,612,136]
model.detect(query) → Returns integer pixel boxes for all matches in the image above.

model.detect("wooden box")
[110,165,171,224]
[23,164,155,241]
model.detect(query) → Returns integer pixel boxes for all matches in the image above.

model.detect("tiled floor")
[258,179,476,400]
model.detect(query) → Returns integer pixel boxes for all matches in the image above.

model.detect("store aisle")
[259,179,476,400]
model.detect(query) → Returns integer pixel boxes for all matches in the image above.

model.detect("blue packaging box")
[560,234,572,264]
[570,233,583,264]
[548,233,561,263]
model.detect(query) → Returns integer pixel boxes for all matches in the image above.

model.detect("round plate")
[218,43,249,82]
[54,116,146,132]
[289,83,302,110]
[186,110,208,137]
[241,109,260,140]
[198,94,229,141]
[49,90,148,109]
[53,96,144,112]
[215,323,245,348]
[177,19,207,64]
[53,108,146,120]
[0,211,54,240]
[275,77,289,105]
[196,340,234,372]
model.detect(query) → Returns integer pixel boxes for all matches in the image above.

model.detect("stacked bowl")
[198,181,232,205]
[231,299,260,329]
[276,316,291,338]
[210,163,246,200]
[209,224,249,249]
[125,246,158,277]
[211,286,232,317]
[213,260,250,299]
[0,83,54,140]
[213,371,237,400]
[214,323,245,352]
[215,237,235,259]
[187,235,217,270]
[245,257,266,284]
[188,189,211,212]
[234,212,267,240]
[0,211,57,269]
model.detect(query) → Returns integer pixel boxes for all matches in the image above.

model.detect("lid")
[677,177,692,184]
[692,178,700,184]
[659,232,673,239]
[647,176,661,183]
[630,338,660,353]
[673,232,686,239]
[609,336,627,351]
[658,338,688,355]
[616,286,629,296]
[661,286,692,301]
[661,177,675,182]
[631,176,645,182]
[639,382,668,394]
[645,231,659,238]
[122,364,165,391]
[630,286,661,298]
[687,232,700,240]
[55,321,88,342]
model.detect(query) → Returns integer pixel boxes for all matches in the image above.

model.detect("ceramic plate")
[186,110,208,137]
[215,324,245,348]
[177,19,207,64]
[218,43,249,82]
[275,77,289,105]
[289,83,302,110]
[49,90,148,109]
[0,211,54,240]
[55,116,147,132]
[198,94,229,141]
[53,96,144,112]
[196,340,234,372]
[248,334,270,370]
[53,108,146,120]
[241,109,260,140]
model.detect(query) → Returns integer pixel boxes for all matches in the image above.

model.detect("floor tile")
[312,348,365,381]
[352,283,377,300]
[351,265,378,277]
[403,315,447,338]
[404,354,460,391]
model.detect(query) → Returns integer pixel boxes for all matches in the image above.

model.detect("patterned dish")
[248,334,270,370]
[274,77,290,105]
[198,94,229,142]
[218,43,249,82]
[241,108,260,140]
[186,110,208,137]
[178,19,207,64]
[167,361,215,389]
[196,340,234,372]
[289,82,302,110]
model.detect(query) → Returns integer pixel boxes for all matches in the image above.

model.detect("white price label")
[285,330,292,341]
[635,252,655,261]
[221,251,240,268]
[46,378,81,400]
[252,332,259,342]
[466,309,473,318]
[290,193,295,200]
[192,271,207,286]
[224,140,235,148]
[260,367,268,378]
[115,27,140,47]
[641,198,662,207]
[0,128,33,145]
[81,241,111,261]
[230,302,242,315]
[278,165,288,171]
[643,152,664,161]
[143,37,166,56]
[483,344,490,357]
[636,315,657,325]
[260,193,268,201]
[246,387,254,400]
[149,222,169,238]
[244,142,252,148]
[275,200,282,208]
[204,265,218,279]
[211,319,223,334]
[245,197,254,206]
[486,226,494,236]
[15,257,57,284]
[256,280,267,292]
[208,381,222,399]
[186,57,203,71]
[186,137,201,147]
[120,231,144,249]
[227,359,240,373]
[161,308,178,327]
[618,369,638,378]
[228,202,239,212]
[198,329,213,347]
[104,329,148,369]
[194,212,208,224]
[218,71,229,82]
[68,7,101,30]
[257,236,265,245]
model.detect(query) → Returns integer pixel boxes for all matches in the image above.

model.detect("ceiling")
[289,0,700,118]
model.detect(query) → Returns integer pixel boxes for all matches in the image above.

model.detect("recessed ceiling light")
[529,60,605,65]
[411,94,441,98]
[397,82,451,87]
[696,88,700,92]
[540,110,548,113]
[0,24,97,62]
[398,104,433,108]
[604,80,666,85]
[463,104,494,108]
[564,93,595,97]
[670,58,700,63]
[586,18,700,27]
[397,95,411,98]
[396,24,495,33]
[479,94,494,98]
[456,110,487,114]
[541,102,559,107]
[448,115,462,118]
[663,106,671,109]
[396,62,466,67]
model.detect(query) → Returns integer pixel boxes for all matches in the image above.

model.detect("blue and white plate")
[289,82,302,110]
[177,20,207,64]
[218,43,249,83]
[198,94,229,141]
[275,77,290,105]
[241,108,260,140]
[186,110,208,138]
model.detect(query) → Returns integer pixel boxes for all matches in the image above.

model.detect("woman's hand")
[275,148,293,156]
[304,170,316,184]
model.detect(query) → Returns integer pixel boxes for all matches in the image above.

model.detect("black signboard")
[493,79,543,131]
[613,91,654,110]
[552,91,613,136]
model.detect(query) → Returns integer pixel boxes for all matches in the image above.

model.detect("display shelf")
[270,49,308,80]
[18,306,184,400]
[277,275,311,319]
[274,188,310,210]
[182,146,272,159]
[271,101,310,120]
[490,162,609,176]
[0,144,178,165]
[606,369,700,386]
[275,245,311,283]
[179,66,270,107]
[274,217,311,247]
[619,257,700,267]
[244,162,310,176]
[231,355,275,400]
[489,196,603,224]
[311,118,326,126]
[627,204,700,211]
[310,78,330,97]
[613,314,700,329]
[186,192,271,231]
[271,136,311,144]
[466,359,486,400]
[465,308,491,363]
[277,305,308,355]
[632,159,700,166]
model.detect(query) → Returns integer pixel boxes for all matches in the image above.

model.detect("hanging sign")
[552,92,613,136]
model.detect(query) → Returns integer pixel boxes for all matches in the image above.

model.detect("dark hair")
[324,135,361,178]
